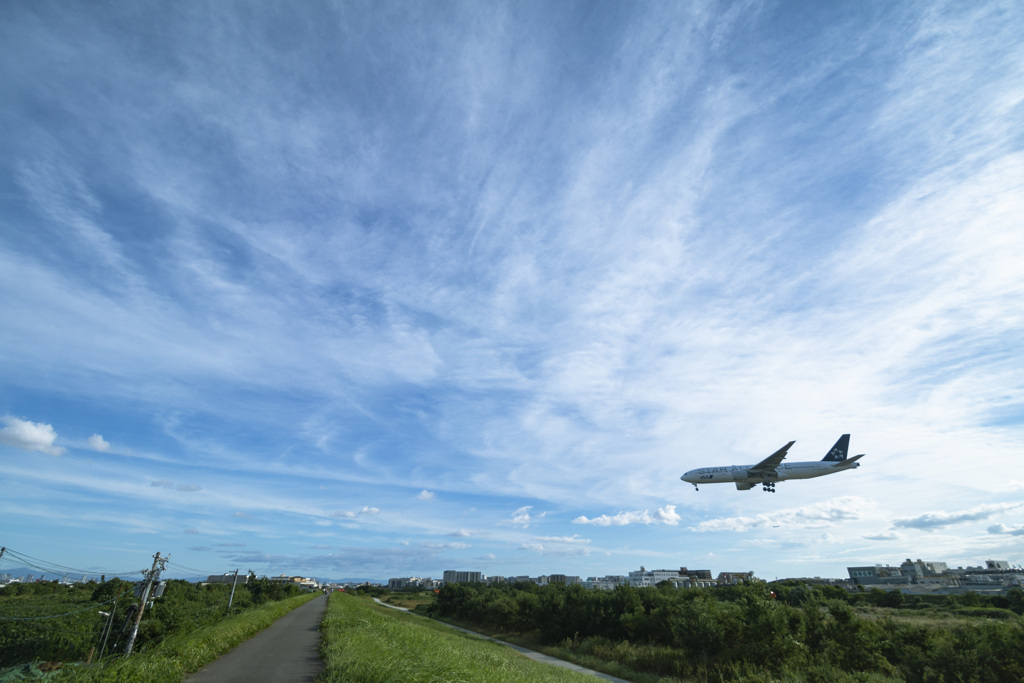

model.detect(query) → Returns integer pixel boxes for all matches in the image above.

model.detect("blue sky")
[2,0,1022,583]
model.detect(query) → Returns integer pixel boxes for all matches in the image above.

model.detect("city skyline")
[2,1,1022,582]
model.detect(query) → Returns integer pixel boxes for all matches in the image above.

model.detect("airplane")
[680,434,864,492]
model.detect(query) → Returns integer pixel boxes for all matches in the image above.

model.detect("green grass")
[318,594,599,683]
[52,592,319,683]
[382,591,436,610]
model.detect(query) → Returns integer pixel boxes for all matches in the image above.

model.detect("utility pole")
[125,551,167,655]
[227,569,240,611]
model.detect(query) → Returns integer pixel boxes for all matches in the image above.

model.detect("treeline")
[430,581,1024,682]
[0,575,306,667]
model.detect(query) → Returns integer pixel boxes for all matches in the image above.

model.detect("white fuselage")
[681,460,859,485]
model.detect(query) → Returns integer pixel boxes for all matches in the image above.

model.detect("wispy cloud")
[151,480,202,492]
[536,535,590,545]
[894,503,1024,531]
[501,506,544,528]
[1,0,1021,581]
[573,506,681,527]
[692,498,875,533]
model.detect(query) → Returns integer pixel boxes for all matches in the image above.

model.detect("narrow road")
[186,594,326,683]
[373,598,631,683]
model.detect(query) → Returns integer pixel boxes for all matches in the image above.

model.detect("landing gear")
[762,482,776,493]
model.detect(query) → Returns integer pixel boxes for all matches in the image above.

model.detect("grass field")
[51,592,319,683]
[382,591,436,610]
[318,593,601,683]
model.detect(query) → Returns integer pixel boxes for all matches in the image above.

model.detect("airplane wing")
[747,441,795,478]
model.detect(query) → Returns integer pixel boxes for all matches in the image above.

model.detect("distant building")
[443,570,483,584]
[547,574,581,585]
[386,576,438,590]
[582,575,628,590]
[679,567,713,581]
[266,574,319,590]
[900,559,948,578]
[847,565,909,586]
[716,571,756,585]
[847,558,1024,595]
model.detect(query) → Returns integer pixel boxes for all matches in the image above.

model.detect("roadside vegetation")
[382,590,436,611]
[318,592,597,682]
[0,576,316,681]
[428,581,1024,682]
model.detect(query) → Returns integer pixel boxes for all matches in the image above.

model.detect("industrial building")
[847,558,1024,595]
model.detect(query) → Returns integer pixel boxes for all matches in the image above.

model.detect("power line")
[164,559,220,576]
[1,546,143,579]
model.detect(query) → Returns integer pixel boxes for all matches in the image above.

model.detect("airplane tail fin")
[821,434,850,461]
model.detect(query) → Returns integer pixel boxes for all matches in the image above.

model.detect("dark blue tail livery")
[821,434,850,461]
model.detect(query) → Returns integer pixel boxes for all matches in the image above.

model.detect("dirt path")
[186,594,326,683]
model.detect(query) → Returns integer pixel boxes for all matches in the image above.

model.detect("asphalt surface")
[185,594,326,683]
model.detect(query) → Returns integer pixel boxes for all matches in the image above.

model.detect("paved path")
[373,598,631,683]
[186,594,326,683]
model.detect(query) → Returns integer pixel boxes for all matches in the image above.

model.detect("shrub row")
[430,581,1024,682]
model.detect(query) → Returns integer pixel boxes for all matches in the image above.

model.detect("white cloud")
[691,497,874,533]
[0,416,65,456]
[502,505,544,528]
[417,490,435,501]
[329,505,380,519]
[987,524,1024,537]
[573,505,681,527]
[87,434,110,452]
